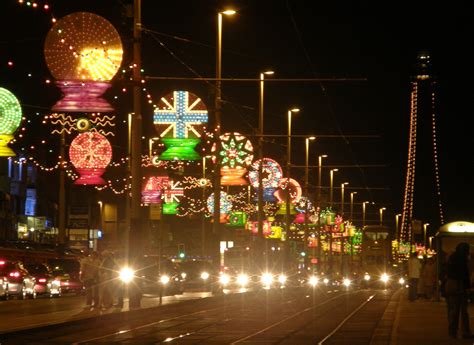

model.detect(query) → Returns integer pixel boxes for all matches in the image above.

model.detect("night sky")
[1,0,473,237]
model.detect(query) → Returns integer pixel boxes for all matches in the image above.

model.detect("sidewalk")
[372,288,474,345]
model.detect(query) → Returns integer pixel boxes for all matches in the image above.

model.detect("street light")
[317,155,327,207]
[213,8,236,242]
[201,156,212,256]
[362,201,369,228]
[350,192,357,222]
[329,169,338,207]
[423,223,429,250]
[379,207,386,225]
[257,70,274,245]
[340,182,349,216]
[303,136,315,269]
[395,213,401,242]
[286,108,299,269]
[305,136,316,190]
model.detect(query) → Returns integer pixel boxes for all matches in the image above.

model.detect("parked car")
[0,260,36,299]
[48,258,84,294]
[25,263,61,298]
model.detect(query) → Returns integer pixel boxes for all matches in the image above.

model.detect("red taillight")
[38,278,47,283]
[0,261,5,265]
[9,272,20,278]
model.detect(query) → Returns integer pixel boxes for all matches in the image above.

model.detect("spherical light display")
[217,132,253,186]
[44,12,123,81]
[248,158,283,202]
[44,12,123,112]
[69,131,112,185]
[154,90,208,160]
[0,87,22,156]
[207,191,232,222]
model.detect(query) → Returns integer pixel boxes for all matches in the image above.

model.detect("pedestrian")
[407,251,421,301]
[422,257,436,300]
[79,251,101,308]
[99,250,115,310]
[445,242,474,339]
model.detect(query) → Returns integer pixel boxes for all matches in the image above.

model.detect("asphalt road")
[0,286,396,344]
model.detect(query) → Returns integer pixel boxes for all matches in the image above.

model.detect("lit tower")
[400,51,444,245]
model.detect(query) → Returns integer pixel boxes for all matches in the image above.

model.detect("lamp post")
[304,136,315,269]
[213,9,236,262]
[286,108,299,268]
[349,192,357,268]
[395,213,401,241]
[350,192,357,222]
[379,207,386,225]
[258,71,274,256]
[339,182,348,275]
[423,223,429,250]
[340,182,348,216]
[362,201,369,228]
[201,156,211,256]
[317,155,327,207]
[329,169,338,207]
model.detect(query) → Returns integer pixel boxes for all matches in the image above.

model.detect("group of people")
[408,242,474,340]
[79,249,125,310]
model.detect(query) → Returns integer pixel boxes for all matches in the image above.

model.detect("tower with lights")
[400,51,444,246]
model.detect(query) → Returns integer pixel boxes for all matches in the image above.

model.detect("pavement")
[371,288,474,345]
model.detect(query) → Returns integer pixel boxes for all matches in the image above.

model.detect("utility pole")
[129,0,143,309]
[58,131,66,245]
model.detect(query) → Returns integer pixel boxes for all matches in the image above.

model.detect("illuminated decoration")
[295,197,314,214]
[0,87,22,156]
[69,131,112,185]
[154,91,208,161]
[400,51,444,245]
[46,113,115,137]
[439,221,474,233]
[163,180,184,215]
[274,178,302,203]
[217,132,254,185]
[246,220,272,236]
[319,208,336,225]
[163,202,179,215]
[267,226,283,239]
[248,158,283,202]
[207,191,232,222]
[44,12,123,112]
[228,211,248,227]
[275,203,297,216]
[294,213,305,224]
[142,176,169,204]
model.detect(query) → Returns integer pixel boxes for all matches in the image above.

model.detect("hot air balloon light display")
[44,12,123,112]
[0,88,22,156]
[248,158,283,202]
[217,132,253,185]
[69,131,112,185]
[154,90,208,161]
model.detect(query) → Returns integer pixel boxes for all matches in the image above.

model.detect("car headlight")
[219,274,230,286]
[261,273,273,286]
[160,275,170,285]
[323,278,329,284]
[180,272,187,279]
[364,274,371,281]
[52,280,61,286]
[399,277,405,285]
[119,267,134,283]
[200,272,210,280]
[309,276,318,286]
[237,274,249,287]
[343,278,351,287]
[278,274,287,285]
[380,273,389,283]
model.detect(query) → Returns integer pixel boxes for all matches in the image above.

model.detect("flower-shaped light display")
[207,191,232,223]
[154,90,208,161]
[248,158,283,202]
[218,132,253,185]
[0,87,22,156]
[44,12,123,112]
[69,131,112,185]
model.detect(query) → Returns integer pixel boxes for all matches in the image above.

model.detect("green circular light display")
[0,87,22,135]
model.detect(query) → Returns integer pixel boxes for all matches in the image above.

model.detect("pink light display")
[142,176,169,204]
[69,131,112,185]
[52,80,113,112]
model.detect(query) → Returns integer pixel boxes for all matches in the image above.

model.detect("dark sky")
[0,0,473,232]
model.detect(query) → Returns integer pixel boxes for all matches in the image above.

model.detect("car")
[48,258,84,294]
[25,263,61,298]
[178,260,220,293]
[140,256,184,296]
[0,260,36,299]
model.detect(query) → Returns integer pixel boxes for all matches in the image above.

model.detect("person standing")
[80,251,101,308]
[422,257,436,300]
[445,242,473,339]
[407,251,421,301]
[99,250,115,310]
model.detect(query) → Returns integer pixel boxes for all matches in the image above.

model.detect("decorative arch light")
[207,191,232,223]
[0,87,22,156]
[154,90,208,161]
[69,131,112,185]
[217,132,253,186]
[248,158,283,202]
[44,12,123,112]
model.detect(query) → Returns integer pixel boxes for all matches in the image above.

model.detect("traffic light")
[178,243,186,259]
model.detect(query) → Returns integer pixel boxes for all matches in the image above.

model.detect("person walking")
[80,251,101,308]
[407,251,421,301]
[445,242,474,339]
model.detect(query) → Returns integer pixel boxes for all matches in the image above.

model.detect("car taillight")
[9,272,20,278]
[0,260,5,265]
[39,278,47,283]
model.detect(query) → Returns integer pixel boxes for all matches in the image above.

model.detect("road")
[0,286,396,344]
